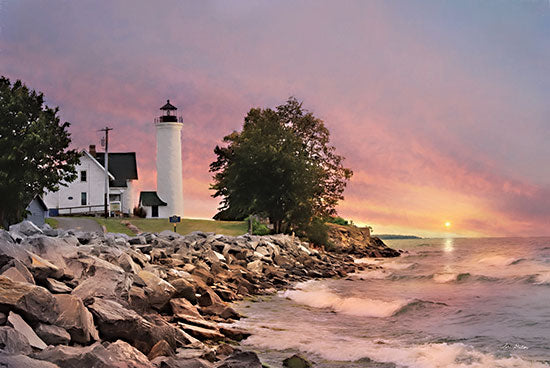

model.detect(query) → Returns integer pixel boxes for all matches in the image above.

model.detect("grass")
[45,217,59,229]
[88,217,247,237]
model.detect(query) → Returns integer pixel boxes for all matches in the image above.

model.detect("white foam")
[351,269,391,280]
[478,255,519,267]
[534,272,550,285]
[353,257,381,265]
[433,273,459,283]
[242,331,548,368]
[282,283,406,318]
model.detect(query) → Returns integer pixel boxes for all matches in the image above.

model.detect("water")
[229,237,550,367]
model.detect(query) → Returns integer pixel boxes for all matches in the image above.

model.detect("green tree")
[0,77,80,228]
[210,97,352,234]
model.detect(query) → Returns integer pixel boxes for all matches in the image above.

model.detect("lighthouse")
[155,100,184,218]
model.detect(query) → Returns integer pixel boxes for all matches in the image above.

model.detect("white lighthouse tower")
[155,100,184,218]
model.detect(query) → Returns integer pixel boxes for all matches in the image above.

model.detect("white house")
[44,146,138,215]
[139,100,184,218]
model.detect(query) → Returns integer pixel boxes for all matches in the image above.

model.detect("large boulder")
[0,353,60,368]
[0,276,59,323]
[87,298,181,354]
[1,259,35,284]
[0,236,29,269]
[7,311,47,350]
[27,252,63,280]
[0,326,32,355]
[326,223,400,257]
[35,323,71,345]
[215,351,262,368]
[138,270,176,310]
[9,220,43,237]
[33,342,148,368]
[53,294,99,344]
[106,340,154,368]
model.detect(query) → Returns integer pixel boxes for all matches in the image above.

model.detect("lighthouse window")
[80,170,87,182]
[81,192,87,206]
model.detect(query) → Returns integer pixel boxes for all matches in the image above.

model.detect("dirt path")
[55,217,103,233]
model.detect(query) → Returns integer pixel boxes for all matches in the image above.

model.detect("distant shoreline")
[375,234,422,239]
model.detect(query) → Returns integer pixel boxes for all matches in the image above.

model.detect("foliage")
[0,77,80,228]
[301,217,329,246]
[326,216,349,226]
[210,97,352,233]
[133,206,147,218]
[246,216,271,235]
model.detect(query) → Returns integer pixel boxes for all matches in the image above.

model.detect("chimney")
[89,145,96,157]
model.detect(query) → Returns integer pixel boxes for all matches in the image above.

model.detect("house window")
[152,206,159,217]
[81,192,87,206]
[80,170,87,182]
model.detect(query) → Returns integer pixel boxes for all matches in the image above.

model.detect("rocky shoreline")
[0,220,399,368]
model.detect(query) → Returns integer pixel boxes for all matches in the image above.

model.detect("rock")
[326,223,400,257]
[118,253,142,274]
[151,357,213,368]
[177,323,224,341]
[128,236,147,245]
[147,339,174,360]
[70,255,133,303]
[0,353,60,368]
[106,340,153,368]
[216,351,262,368]
[53,294,99,344]
[218,327,251,342]
[170,298,202,320]
[246,260,263,274]
[9,220,43,237]
[45,278,72,293]
[1,263,35,284]
[200,304,240,320]
[215,344,234,358]
[88,298,181,354]
[35,323,71,345]
[197,287,223,308]
[0,326,32,354]
[27,252,63,280]
[0,236,29,269]
[7,311,47,349]
[171,278,197,304]
[34,342,132,368]
[282,354,313,368]
[0,312,6,324]
[138,270,176,310]
[0,276,59,323]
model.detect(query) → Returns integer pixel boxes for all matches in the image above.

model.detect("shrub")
[133,206,146,218]
[303,218,329,246]
[246,216,271,235]
[326,216,349,226]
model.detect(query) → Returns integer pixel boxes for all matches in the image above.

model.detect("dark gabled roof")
[139,191,167,206]
[31,196,48,211]
[96,152,138,187]
[160,99,177,111]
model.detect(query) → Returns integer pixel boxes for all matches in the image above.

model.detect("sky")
[1,0,549,237]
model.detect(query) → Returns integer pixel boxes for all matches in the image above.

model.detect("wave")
[281,283,445,318]
[350,269,391,280]
[282,287,406,317]
[242,332,549,368]
[528,272,550,285]
[433,272,471,283]
[478,255,521,267]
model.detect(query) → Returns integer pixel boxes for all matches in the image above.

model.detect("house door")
[152,206,158,218]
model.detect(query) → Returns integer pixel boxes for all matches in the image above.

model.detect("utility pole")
[99,127,113,218]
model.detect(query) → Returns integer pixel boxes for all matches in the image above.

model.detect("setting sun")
[445,221,451,228]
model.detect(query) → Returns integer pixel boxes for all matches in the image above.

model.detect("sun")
[444,221,451,228]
